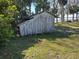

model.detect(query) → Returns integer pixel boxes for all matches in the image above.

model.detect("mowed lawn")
[0,22,79,59]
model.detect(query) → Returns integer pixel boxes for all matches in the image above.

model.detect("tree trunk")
[73,13,74,22]
[29,4,31,15]
[67,13,68,21]
[76,12,78,21]
[60,5,64,22]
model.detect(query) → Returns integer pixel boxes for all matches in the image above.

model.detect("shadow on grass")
[55,26,79,34]
[0,26,79,59]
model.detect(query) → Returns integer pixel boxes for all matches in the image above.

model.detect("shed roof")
[18,11,53,26]
[17,11,54,26]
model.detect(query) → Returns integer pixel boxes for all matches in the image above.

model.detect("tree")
[69,5,79,14]
[35,0,50,13]
[26,0,33,15]
[58,0,67,22]
[0,0,16,47]
[69,5,79,21]
[0,0,9,14]
[35,5,41,13]
[14,0,34,15]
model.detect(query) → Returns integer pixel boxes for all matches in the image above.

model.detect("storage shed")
[17,12,55,36]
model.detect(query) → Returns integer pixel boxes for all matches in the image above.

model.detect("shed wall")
[19,12,54,36]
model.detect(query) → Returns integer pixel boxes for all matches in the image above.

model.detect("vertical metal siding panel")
[24,24,26,35]
[25,24,27,35]
[31,21,33,34]
[30,22,32,34]
[19,12,54,36]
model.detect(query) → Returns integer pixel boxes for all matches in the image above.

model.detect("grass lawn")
[0,22,79,59]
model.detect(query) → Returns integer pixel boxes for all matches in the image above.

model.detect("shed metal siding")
[19,12,54,36]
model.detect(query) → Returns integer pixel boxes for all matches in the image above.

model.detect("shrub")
[0,15,14,47]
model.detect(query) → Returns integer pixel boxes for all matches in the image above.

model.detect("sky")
[31,3,35,13]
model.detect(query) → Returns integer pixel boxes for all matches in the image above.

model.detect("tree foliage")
[69,5,79,14]
[0,0,9,14]
[58,0,67,6]
[0,0,16,47]
[35,0,50,12]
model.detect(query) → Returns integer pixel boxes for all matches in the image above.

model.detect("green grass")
[55,22,79,28]
[0,22,79,59]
